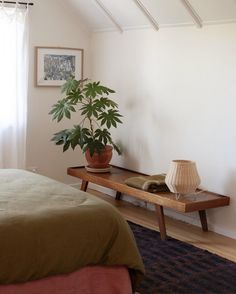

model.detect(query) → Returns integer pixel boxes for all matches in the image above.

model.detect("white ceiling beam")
[94,0,123,33]
[133,0,159,31]
[179,0,202,28]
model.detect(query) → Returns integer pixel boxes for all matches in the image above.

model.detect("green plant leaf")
[61,77,78,94]
[80,103,100,118]
[83,82,116,98]
[49,77,123,156]
[61,77,88,95]
[84,139,105,156]
[98,109,123,129]
[51,129,72,152]
[94,97,118,111]
[83,82,99,98]
[49,99,76,122]
[99,85,115,95]
[66,89,83,104]
[67,125,92,150]
[94,129,112,146]
[111,142,122,155]
[63,141,71,152]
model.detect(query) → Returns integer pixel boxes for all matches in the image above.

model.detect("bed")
[0,169,144,293]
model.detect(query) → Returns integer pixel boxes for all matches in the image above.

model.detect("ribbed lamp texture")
[165,160,200,195]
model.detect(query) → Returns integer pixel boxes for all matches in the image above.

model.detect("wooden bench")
[67,165,230,240]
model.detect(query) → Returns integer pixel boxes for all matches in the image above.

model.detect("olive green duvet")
[0,169,144,288]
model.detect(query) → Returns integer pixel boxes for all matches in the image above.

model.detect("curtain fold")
[0,3,28,168]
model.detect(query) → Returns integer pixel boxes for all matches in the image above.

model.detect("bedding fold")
[0,169,144,289]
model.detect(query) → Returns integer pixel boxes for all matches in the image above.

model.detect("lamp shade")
[165,160,200,195]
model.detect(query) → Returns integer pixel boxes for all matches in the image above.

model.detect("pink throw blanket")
[0,266,133,294]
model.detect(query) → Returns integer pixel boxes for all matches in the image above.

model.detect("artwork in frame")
[36,47,83,86]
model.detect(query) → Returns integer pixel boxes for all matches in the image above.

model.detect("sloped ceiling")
[67,0,236,32]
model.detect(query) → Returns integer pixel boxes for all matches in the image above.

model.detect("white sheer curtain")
[0,3,28,168]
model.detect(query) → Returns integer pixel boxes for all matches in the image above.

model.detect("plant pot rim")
[171,160,195,164]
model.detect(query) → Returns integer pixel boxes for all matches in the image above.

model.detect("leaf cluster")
[49,77,123,156]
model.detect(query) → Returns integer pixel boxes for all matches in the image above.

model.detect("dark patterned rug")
[129,222,236,294]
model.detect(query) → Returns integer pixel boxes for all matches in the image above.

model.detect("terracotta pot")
[85,145,113,169]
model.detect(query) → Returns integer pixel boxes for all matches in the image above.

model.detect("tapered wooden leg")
[155,204,167,240]
[115,191,122,200]
[199,210,208,231]
[81,180,88,192]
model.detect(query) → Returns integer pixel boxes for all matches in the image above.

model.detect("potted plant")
[49,77,123,170]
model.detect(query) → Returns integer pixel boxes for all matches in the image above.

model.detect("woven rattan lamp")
[165,160,200,199]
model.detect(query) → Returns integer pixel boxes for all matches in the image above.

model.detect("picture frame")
[36,47,84,87]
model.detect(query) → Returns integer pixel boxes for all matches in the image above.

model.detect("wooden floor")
[88,188,236,263]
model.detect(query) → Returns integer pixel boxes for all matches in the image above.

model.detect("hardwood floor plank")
[88,188,236,263]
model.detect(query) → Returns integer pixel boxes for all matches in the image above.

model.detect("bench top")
[67,165,230,213]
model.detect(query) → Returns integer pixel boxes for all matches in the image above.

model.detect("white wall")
[91,24,236,238]
[27,0,90,183]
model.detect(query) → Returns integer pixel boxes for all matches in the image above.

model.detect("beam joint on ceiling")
[180,0,202,28]
[133,0,159,31]
[94,0,123,33]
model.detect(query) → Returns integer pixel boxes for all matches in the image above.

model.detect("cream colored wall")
[27,0,90,183]
[91,24,236,238]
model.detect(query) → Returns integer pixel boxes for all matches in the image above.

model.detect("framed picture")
[36,47,83,87]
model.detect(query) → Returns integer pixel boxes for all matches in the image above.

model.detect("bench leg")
[81,180,88,192]
[199,210,208,231]
[155,205,167,240]
[115,191,122,200]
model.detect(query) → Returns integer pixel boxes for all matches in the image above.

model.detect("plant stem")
[92,118,101,129]
[89,117,94,138]
[89,97,94,138]
[79,116,86,127]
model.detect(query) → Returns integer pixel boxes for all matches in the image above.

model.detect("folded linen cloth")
[125,174,169,193]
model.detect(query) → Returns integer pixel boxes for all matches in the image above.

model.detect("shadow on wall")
[224,169,236,218]
[225,169,236,197]
[121,146,140,172]
[206,169,236,237]
[118,95,160,173]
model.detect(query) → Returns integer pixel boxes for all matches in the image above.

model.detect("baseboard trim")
[70,182,236,239]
